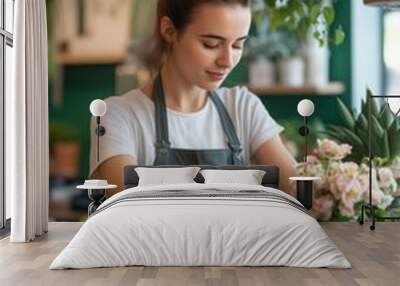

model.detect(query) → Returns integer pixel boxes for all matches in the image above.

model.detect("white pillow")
[135,167,201,186]
[200,169,266,185]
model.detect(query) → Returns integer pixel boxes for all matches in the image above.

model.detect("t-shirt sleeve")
[89,98,138,177]
[243,88,284,156]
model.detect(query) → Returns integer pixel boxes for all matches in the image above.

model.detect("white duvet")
[50,183,351,269]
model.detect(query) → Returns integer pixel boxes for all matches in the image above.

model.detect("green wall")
[49,65,116,179]
[49,0,352,179]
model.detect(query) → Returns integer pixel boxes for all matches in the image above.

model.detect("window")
[1,0,14,230]
[384,11,400,96]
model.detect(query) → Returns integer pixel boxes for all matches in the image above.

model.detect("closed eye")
[233,44,244,50]
[233,40,246,50]
[202,41,220,49]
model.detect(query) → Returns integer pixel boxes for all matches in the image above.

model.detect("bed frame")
[123,165,280,189]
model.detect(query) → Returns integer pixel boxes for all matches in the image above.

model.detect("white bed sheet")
[50,183,351,269]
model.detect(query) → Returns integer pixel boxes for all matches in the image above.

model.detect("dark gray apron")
[153,74,244,165]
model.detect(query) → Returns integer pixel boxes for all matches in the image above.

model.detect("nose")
[216,47,234,69]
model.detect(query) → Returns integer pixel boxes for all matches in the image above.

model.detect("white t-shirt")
[89,86,283,176]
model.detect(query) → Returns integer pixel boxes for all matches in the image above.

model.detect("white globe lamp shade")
[90,99,107,117]
[297,99,315,117]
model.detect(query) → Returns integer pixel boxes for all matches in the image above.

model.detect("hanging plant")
[252,0,345,46]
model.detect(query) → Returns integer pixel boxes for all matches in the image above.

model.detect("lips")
[206,71,226,81]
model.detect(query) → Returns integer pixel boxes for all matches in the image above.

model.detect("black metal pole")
[96,116,100,163]
[368,93,375,231]
[304,116,308,165]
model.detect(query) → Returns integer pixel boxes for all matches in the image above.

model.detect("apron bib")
[152,74,244,165]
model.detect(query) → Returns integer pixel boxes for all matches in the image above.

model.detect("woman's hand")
[91,155,137,197]
[252,135,298,197]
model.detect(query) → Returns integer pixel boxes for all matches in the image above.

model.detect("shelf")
[248,82,345,96]
[56,52,127,65]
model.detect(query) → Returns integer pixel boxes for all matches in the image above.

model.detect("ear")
[160,16,178,45]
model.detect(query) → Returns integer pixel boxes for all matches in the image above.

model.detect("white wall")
[351,0,383,111]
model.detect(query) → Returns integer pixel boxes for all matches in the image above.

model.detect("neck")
[159,61,207,113]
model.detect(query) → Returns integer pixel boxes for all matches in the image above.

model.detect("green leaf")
[336,97,355,130]
[371,115,385,138]
[357,113,368,130]
[381,131,391,159]
[313,30,320,40]
[322,129,347,143]
[334,25,345,45]
[309,4,322,24]
[298,19,310,39]
[326,125,365,154]
[388,120,400,158]
[379,104,395,129]
[293,0,305,18]
[366,89,381,117]
[265,0,275,8]
[354,126,369,153]
[322,6,335,25]
[287,16,298,31]
[361,97,371,119]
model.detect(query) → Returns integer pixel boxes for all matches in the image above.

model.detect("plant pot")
[305,35,330,87]
[50,141,81,179]
[248,57,276,87]
[277,57,305,87]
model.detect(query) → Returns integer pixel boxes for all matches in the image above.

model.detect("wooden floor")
[0,222,399,286]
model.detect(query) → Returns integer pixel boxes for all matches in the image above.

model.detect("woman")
[90,0,297,196]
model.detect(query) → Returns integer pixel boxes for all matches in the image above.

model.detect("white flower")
[275,0,288,9]
[378,194,394,210]
[390,166,400,179]
[365,187,384,206]
[378,167,397,193]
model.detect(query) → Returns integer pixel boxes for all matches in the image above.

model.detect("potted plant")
[271,30,305,86]
[245,0,345,87]
[49,123,82,179]
[253,0,345,47]
[244,12,306,86]
[323,90,400,163]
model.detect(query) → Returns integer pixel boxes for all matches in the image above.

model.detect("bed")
[50,165,351,269]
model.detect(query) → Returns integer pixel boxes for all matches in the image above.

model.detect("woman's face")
[165,3,251,91]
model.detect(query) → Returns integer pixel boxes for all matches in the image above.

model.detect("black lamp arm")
[298,116,309,164]
[95,116,106,162]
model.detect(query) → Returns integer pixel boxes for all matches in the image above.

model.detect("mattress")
[50,183,351,269]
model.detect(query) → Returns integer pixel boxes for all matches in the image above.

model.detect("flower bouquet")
[297,139,399,221]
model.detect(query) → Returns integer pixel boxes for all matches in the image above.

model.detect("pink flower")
[338,201,355,217]
[316,139,352,160]
[341,179,363,203]
[312,195,334,221]
[340,162,359,178]
[306,155,319,164]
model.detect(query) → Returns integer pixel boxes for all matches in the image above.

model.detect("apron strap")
[153,74,171,152]
[209,91,244,164]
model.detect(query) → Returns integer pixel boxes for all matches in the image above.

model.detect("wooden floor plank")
[0,222,399,286]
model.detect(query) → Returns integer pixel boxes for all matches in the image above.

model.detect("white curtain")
[8,0,49,242]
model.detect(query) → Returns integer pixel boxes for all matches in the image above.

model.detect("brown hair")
[142,0,252,75]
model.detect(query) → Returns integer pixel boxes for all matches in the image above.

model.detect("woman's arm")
[252,135,298,196]
[91,155,137,198]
